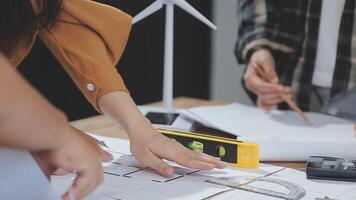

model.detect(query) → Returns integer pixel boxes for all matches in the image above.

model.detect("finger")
[284,86,291,93]
[53,168,72,176]
[259,93,285,105]
[284,92,292,99]
[261,103,277,111]
[260,91,292,105]
[250,78,284,94]
[64,169,99,200]
[184,150,226,169]
[101,150,113,162]
[62,189,76,200]
[169,149,217,170]
[139,150,173,176]
[261,64,279,84]
[253,51,278,84]
[177,157,216,170]
[257,98,277,111]
[244,68,284,94]
[155,140,225,169]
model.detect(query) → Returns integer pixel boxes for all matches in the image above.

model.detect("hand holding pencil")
[243,49,310,123]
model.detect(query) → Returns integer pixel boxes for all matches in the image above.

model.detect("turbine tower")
[134,0,217,124]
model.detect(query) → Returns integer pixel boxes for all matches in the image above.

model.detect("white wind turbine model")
[133,0,217,125]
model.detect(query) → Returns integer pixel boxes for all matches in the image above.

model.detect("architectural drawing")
[51,136,356,200]
[207,176,306,200]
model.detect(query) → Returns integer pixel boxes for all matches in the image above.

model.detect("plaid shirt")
[235,0,356,111]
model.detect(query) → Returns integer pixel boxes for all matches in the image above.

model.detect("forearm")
[98,91,152,139]
[236,0,299,63]
[0,55,70,151]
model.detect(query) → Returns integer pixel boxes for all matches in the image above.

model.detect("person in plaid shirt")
[235,0,356,112]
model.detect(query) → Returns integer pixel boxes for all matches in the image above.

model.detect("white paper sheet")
[0,148,61,200]
[187,103,356,161]
[51,135,356,200]
[188,103,354,138]
[213,167,356,200]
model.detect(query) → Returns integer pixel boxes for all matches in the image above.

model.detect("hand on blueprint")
[97,91,226,177]
[40,133,113,176]
[129,126,226,176]
[32,126,103,200]
[244,48,291,111]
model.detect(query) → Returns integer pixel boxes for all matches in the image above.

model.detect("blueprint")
[186,103,356,161]
[51,135,356,200]
[187,103,355,138]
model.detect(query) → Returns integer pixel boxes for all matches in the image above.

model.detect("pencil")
[252,64,311,124]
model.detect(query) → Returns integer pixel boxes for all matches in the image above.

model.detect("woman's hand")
[129,125,226,176]
[32,126,104,200]
[243,48,291,111]
[98,91,226,177]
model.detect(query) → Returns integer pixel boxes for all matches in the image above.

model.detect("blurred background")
[18,0,252,121]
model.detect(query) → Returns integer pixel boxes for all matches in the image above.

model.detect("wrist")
[247,47,271,63]
[48,114,74,151]
[98,91,155,139]
[125,115,154,140]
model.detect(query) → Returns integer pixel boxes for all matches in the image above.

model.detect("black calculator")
[306,156,356,182]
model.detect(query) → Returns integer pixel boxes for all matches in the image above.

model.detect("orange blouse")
[3,0,132,111]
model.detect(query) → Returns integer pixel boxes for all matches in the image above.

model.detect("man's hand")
[243,49,291,110]
[34,133,113,177]
[32,126,104,200]
[129,126,226,176]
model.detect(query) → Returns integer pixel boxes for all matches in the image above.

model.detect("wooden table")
[70,97,305,171]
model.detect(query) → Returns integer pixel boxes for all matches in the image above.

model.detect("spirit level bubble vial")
[157,128,259,169]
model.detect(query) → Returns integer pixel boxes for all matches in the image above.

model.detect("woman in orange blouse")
[0,1,225,199]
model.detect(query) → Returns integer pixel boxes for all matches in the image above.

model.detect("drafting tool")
[207,176,306,200]
[156,128,259,168]
[306,156,356,182]
[252,64,310,124]
[315,197,339,200]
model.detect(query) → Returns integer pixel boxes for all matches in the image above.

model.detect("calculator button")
[343,161,354,167]
[322,165,334,169]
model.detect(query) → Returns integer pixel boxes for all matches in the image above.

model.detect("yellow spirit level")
[156,128,259,169]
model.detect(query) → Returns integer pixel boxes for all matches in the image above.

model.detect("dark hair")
[0,0,62,38]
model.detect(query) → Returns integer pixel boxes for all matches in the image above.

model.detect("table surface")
[70,97,305,171]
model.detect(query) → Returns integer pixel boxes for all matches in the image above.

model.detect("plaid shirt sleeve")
[235,0,307,64]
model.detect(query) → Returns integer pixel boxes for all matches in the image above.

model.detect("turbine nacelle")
[133,0,217,30]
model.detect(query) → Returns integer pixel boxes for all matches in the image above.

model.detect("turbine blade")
[133,0,164,24]
[170,0,217,30]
